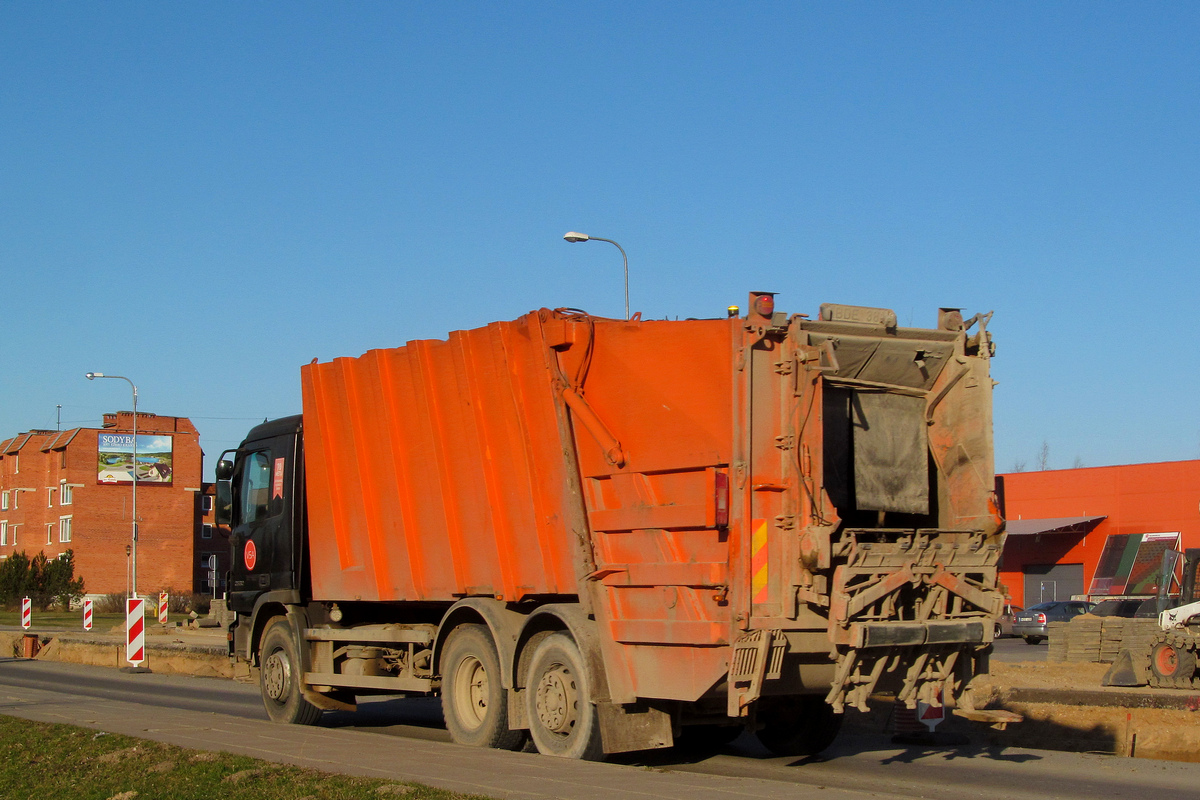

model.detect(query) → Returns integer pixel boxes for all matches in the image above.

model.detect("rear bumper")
[1011,622,1049,637]
[852,620,986,648]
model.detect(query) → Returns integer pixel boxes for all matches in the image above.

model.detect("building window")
[201,523,214,539]
[59,516,72,543]
[60,482,73,505]
[46,524,53,546]
[47,487,56,507]
[202,494,213,513]
[1,492,7,511]
[0,521,6,546]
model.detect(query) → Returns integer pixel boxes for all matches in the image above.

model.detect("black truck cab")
[218,415,308,618]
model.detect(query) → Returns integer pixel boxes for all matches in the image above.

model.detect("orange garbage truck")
[218,292,1004,759]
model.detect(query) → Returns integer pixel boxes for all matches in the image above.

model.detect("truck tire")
[441,624,525,750]
[525,632,605,761]
[1150,637,1197,688]
[755,696,842,757]
[259,617,322,725]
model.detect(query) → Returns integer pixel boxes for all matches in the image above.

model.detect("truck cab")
[218,415,308,625]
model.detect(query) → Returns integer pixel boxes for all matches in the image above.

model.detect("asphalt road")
[991,635,1048,662]
[3,657,1198,799]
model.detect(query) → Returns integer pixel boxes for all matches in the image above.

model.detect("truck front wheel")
[441,624,525,750]
[525,633,605,760]
[259,617,322,725]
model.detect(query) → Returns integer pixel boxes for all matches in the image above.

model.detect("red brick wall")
[0,412,202,597]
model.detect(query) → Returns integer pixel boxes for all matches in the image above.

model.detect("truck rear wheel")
[1150,638,1197,688]
[441,624,525,750]
[525,633,604,761]
[259,617,322,725]
[755,696,842,757]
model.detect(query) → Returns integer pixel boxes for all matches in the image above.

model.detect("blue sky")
[3,3,1198,480]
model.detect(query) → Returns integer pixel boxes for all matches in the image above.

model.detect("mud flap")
[597,700,673,754]
[1102,648,1149,687]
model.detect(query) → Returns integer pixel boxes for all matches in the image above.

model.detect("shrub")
[161,590,212,616]
[94,592,126,613]
[0,550,85,610]
[31,550,86,611]
[0,551,33,607]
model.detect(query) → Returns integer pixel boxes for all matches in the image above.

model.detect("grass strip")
[0,714,491,800]
[0,611,129,630]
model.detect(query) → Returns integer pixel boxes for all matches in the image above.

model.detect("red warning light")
[753,295,775,318]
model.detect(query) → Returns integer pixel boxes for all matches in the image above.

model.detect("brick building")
[194,482,230,597]
[0,411,203,598]
[1000,460,1200,608]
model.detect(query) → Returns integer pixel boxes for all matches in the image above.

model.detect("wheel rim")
[535,660,578,736]
[452,655,489,730]
[263,647,292,702]
[1155,644,1179,677]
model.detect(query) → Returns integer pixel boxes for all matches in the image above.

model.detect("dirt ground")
[2,630,234,679]
[964,661,1200,762]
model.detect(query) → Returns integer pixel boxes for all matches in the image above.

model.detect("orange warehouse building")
[1000,460,1200,608]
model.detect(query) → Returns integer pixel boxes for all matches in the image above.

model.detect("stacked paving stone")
[1119,618,1160,659]
[1047,621,1069,662]
[1044,616,1161,664]
[1066,617,1103,662]
[1100,618,1126,662]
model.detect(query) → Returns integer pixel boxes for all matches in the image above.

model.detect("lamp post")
[85,372,139,598]
[563,232,629,320]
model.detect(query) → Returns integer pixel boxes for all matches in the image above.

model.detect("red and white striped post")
[21,597,31,630]
[157,592,168,625]
[83,598,93,631]
[126,597,146,666]
[917,688,946,733]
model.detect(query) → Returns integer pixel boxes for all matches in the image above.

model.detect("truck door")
[228,433,300,610]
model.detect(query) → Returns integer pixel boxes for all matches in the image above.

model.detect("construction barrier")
[83,598,93,631]
[21,597,31,630]
[126,597,145,666]
[158,592,168,625]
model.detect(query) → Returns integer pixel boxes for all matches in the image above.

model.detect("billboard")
[1089,531,1180,595]
[97,433,174,484]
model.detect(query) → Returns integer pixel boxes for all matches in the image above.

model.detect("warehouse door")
[1023,563,1084,607]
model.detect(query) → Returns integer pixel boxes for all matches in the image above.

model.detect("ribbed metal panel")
[301,313,577,602]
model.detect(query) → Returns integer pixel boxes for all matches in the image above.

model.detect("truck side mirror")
[215,459,235,480]
[215,479,233,526]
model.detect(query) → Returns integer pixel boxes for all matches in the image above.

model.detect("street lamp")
[85,372,139,598]
[563,232,629,320]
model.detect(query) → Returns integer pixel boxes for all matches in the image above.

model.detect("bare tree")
[1036,440,1050,471]
[1011,460,1027,473]
[1072,456,1085,469]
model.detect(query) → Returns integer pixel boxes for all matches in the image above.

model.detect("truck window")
[241,450,273,524]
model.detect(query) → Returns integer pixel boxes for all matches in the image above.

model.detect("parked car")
[994,603,1022,638]
[1135,597,1185,618]
[1012,600,1093,644]
[1087,598,1144,618]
